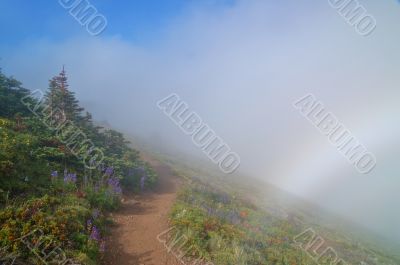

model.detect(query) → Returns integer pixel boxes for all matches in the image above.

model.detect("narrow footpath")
[103,154,182,265]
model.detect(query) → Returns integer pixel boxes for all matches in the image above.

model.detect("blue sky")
[0,0,236,48]
[1,0,400,242]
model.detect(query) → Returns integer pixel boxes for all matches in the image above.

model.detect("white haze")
[2,0,400,243]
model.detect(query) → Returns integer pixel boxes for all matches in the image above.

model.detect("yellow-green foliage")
[169,183,318,265]
[0,69,158,264]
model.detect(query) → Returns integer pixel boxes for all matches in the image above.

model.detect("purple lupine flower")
[107,176,122,195]
[90,225,100,242]
[105,167,114,176]
[64,173,77,184]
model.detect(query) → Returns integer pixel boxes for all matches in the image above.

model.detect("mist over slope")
[2,0,400,245]
[135,141,400,264]
[130,135,397,243]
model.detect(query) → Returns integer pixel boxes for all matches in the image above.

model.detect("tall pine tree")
[45,67,84,123]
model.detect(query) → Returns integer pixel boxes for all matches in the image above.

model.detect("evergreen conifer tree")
[45,67,84,122]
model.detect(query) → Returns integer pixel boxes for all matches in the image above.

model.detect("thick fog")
[2,0,400,243]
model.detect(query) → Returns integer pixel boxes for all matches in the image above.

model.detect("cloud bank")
[2,0,400,242]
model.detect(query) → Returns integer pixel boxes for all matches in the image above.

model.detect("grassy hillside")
[0,68,157,264]
[143,147,400,265]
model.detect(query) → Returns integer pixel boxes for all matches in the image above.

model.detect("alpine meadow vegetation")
[0,67,157,264]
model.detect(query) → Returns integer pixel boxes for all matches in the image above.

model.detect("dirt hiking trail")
[103,154,182,265]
